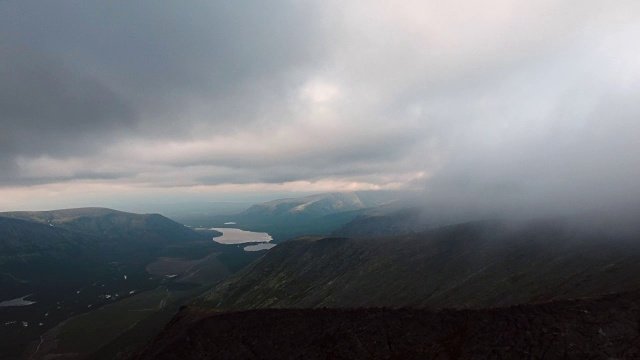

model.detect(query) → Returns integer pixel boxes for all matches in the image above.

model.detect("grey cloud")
[0,1,325,138]
[0,1,324,182]
[0,171,133,188]
[168,125,422,169]
[0,44,134,181]
[2,1,322,92]
[1,0,640,216]
[417,80,640,216]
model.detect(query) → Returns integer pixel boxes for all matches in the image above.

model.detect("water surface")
[0,294,36,307]
[244,243,277,251]
[210,228,272,245]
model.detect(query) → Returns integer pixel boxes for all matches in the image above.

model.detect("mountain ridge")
[0,207,205,244]
[216,192,401,242]
[201,218,640,310]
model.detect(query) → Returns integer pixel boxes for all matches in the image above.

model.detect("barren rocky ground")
[132,290,640,359]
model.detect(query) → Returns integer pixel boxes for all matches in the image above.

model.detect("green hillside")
[0,208,232,359]
[1,207,208,243]
[201,218,640,310]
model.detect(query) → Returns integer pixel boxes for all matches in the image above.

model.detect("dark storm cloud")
[1,0,640,213]
[0,0,323,181]
[1,1,321,93]
[0,44,134,181]
[1,171,133,188]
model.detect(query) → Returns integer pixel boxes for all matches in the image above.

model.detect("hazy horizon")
[1,1,639,213]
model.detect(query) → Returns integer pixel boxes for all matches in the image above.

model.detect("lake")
[210,228,273,245]
[244,243,277,251]
[0,294,36,307]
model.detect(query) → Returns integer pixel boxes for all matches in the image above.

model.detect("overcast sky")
[1,1,639,212]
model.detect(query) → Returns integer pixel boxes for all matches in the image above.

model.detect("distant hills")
[6,197,640,359]
[331,207,429,238]
[201,217,640,310]
[331,203,500,238]
[215,190,492,241]
[0,208,220,280]
[217,191,402,241]
[239,192,369,218]
[0,207,235,359]
[0,216,95,258]
[0,207,207,244]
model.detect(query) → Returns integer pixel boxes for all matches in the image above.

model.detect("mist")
[1,1,639,214]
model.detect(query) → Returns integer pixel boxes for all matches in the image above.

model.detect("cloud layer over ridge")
[1,0,639,211]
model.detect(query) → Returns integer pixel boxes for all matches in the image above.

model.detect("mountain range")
[0,208,241,359]
[4,194,640,359]
[209,191,402,242]
[1,207,207,245]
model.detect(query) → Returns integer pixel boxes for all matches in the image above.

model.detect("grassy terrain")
[24,246,266,359]
[201,218,640,310]
[0,208,264,359]
[52,288,172,354]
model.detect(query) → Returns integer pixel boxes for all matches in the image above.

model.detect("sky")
[0,1,639,212]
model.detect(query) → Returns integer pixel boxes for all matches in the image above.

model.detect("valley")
[4,3,639,358]
[2,194,640,359]
[0,208,265,359]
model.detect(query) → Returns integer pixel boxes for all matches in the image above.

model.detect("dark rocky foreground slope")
[131,290,640,359]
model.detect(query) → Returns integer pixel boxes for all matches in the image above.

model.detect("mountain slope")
[132,290,640,359]
[1,207,204,244]
[239,192,367,218]
[201,218,640,310]
[0,216,95,257]
[331,204,490,238]
[331,207,429,237]
[0,208,223,359]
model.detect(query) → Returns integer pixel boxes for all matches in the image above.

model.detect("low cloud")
[1,0,639,212]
